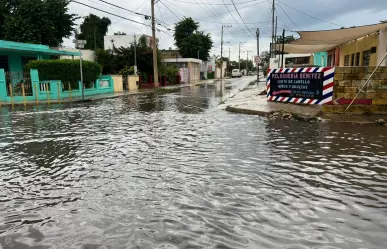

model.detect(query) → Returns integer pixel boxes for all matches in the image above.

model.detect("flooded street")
[1,81,387,249]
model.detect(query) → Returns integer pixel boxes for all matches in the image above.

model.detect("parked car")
[231,69,242,78]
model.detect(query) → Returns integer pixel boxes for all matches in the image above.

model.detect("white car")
[231,69,242,78]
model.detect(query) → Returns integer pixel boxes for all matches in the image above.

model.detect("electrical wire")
[230,0,255,37]
[277,0,342,27]
[171,0,260,5]
[276,3,303,31]
[158,1,182,21]
[72,1,151,27]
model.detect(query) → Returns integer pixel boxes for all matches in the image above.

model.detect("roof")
[164,58,202,63]
[273,22,387,54]
[272,44,337,53]
[292,23,387,45]
[0,40,81,56]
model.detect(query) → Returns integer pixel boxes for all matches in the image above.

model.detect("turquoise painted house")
[0,40,114,104]
[313,52,328,67]
[0,40,80,73]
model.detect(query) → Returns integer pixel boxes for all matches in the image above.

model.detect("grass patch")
[154,87,181,94]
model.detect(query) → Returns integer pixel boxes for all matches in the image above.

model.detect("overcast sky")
[65,0,387,61]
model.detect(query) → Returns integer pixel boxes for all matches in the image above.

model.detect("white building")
[269,53,312,69]
[104,34,158,50]
[55,48,96,62]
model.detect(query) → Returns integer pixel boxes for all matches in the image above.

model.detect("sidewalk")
[219,82,321,117]
[0,84,191,106]
[219,83,387,124]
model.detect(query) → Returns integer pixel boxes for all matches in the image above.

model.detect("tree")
[259,51,270,77]
[96,35,164,75]
[1,0,76,46]
[275,35,295,44]
[174,17,213,61]
[114,31,127,35]
[76,14,111,50]
[380,20,387,23]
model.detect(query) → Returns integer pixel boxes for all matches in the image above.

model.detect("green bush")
[25,59,102,83]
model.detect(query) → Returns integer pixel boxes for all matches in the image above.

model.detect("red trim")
[291,68,297,72]
[305,68,312,72]
[323,82,334,90]
[307,99,314,104]
[279,97,286,102]
[294,98,299,103]
[322,67,332,72]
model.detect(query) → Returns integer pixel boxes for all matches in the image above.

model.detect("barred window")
[363,50,371,66]
[355,52,360,66]
[344,55,350,66]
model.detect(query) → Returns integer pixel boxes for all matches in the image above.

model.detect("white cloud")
[65,0,387,61]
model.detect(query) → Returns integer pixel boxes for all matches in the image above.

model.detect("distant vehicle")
[231,69,242,78]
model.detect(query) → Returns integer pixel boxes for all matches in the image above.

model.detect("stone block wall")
[323,66,387,113]
[334,67,387,104]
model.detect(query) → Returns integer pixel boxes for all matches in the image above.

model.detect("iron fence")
[5,71,33,96]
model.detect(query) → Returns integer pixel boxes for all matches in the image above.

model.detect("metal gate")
[5,71,33,96]
[122,75,128,91]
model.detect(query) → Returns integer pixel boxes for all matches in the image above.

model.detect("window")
[351,54,355,66]
[344,55,350,66]
[355,52,360,66]
[327,55,333,66]
[363,50,371,66]
[0,55,9,71]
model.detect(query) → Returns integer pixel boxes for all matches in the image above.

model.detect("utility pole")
[198,50,199,59]
[256,28,259,81]
[281,29,285,68]
[229,48,231,76]
[271,0,275,58]
[275,16,279,67]
[238,41,245,70]
[151,0,159,87]
[134,33,137,75]
[246,51,252,75]
[221,25,232,81]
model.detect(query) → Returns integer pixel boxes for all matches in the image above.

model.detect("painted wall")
[339,33,379,66]
[378,29,387,66]
[0,69,114,103]
[313,52,328,67]
[0,51,50,73]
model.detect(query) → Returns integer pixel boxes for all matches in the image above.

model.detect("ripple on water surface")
[0,87,387,249]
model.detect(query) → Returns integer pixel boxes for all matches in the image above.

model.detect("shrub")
[25,59,102,83]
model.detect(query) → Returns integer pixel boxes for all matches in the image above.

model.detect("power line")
[171,0,259,5]
[95,0,150,18]
[230,0,255,37]
[276,3,303,31]
[158,1,182,21]
[277,0,342,27]
[72,1,151,27]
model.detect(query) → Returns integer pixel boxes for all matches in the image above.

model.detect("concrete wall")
[128,75,139,91]
[0,51,50,73]
[112,75,123,93]
[323,66,387,113]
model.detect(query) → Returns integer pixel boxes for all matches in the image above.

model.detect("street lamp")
[221,25,232,80]
[73,39,87,101]
[239,41,246,70]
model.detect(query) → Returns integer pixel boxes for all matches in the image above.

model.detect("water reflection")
[0,86,386,249]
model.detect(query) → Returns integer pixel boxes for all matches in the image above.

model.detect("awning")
[0,40,81,56]
[272,43,337,53]
[291,22,387,45]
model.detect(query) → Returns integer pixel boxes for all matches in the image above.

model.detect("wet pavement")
[0,80,387,249]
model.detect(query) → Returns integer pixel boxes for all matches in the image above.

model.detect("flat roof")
[0,40,81,56]
[164,58,202,63]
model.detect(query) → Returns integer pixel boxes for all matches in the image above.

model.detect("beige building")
[164,58,202,84]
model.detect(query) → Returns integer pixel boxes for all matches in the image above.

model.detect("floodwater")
[1,80,387,249]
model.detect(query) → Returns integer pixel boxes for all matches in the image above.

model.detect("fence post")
[57,82,61,104]
[22,83,26,106]
[0,69,6,104]
[9,84,14,107]
[46,83,50,104]
[68,82,72,102]
[34,84,38,105]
